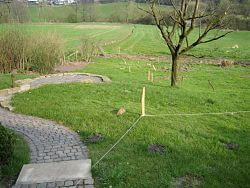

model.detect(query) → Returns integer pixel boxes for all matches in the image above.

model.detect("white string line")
[144,110,250,117]
[92,115,143,168]
[75,110,249,186]
[75,115,143,186]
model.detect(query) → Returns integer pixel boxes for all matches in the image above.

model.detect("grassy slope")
[0,131,30,187]
[1,23,249,60]
[105,25,250,61]
[11,57,250,187]
[0,23,133,50]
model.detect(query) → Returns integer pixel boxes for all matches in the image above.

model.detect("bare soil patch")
[107,54,250,66]
[148,144,166,154]
[55,61,90,73]
[170,175,203,188]
[85,133,104,143]
[225,143,240,150]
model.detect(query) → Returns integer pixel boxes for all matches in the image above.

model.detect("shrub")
[77,38,99,62]
[67,13,77,23]
[28,33,64,74]
[133,15,154,25]
[0,124,15,167]
[0,29,28,73]
[0,28,64,74]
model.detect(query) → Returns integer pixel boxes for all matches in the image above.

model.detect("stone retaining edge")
[0,73,111,111]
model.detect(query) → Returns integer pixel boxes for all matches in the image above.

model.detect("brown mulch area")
[55,61,91,73]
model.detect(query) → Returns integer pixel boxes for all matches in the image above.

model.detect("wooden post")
[11,69,17,88]
[141,87,145,116]
[153,65,156,71]
[148,70,151,81]
[63,53,66,64]
[123,59,127,65]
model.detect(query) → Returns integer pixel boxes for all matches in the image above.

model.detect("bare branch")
[137,3,153,16]
[200,31,232,44]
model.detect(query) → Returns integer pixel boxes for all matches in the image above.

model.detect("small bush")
[134,15,154,25]
[0,29,28,73]
[0,125,15,167]
[0,28,64,74]
[67,13,77,23]
[28,33,64,74]
[77,38,99,62]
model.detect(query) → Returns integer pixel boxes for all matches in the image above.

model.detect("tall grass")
[0,28,63,74]
[28,33,64,74]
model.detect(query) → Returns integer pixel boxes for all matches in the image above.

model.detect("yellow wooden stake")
[148,70,151,81]
[153,65,156,71]
[141,87,145,116]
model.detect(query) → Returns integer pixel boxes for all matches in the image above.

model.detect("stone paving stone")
[0,108,88,164]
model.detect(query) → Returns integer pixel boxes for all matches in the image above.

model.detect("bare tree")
[139,0,232,86]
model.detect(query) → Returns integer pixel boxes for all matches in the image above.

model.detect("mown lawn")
[1,23,250,61]
[11,57,250,187]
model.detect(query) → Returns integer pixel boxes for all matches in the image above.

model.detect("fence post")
[153,65,156,71]
[141,87,145,116]
[11,69,17,88]
[148,70,151,81]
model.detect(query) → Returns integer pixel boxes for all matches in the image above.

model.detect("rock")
[117,107,126,115]
[232,44,239,49]
[148,144,166,154]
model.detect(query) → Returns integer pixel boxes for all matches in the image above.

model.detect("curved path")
[0,73,111,188]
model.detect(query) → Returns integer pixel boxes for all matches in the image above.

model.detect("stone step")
[14,160,93,188]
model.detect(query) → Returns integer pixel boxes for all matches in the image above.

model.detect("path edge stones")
[0,72,111,111]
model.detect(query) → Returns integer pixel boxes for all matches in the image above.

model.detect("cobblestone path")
[0,73,108,188]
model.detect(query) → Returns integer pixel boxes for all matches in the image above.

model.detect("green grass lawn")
[11,57,250,187]
[0,130,30,187]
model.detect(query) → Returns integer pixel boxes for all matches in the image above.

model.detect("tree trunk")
[171,54,178,86]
